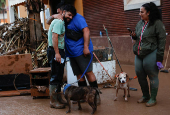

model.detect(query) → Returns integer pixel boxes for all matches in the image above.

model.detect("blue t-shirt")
[65,13,93,57]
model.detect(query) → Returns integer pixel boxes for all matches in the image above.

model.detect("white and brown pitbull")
[114,72,130,102]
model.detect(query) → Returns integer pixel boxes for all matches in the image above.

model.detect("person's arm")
[46,16,54,25]
[131,31,137,40]
[82,27,90,57]
[46,14,63,25]
[131,21,142,40]
[52,20,63,63]
[52,33,61,63]
[155,20,166,62]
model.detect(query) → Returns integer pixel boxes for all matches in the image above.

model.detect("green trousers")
[135,50,159,98]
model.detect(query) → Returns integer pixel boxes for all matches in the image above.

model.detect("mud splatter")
[25,63,30,73]
[7,56,12,60]
[8,61,15,66]
[20,55,25,58]
[8,70,13,74]
[15,55,19,61]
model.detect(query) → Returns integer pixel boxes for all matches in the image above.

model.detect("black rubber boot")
[89,81,98,88]
[78,81,87,87]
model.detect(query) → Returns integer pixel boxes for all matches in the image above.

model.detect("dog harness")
[63,52,93,94]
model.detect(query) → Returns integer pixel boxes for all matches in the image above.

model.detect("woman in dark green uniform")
[131,2,166,107]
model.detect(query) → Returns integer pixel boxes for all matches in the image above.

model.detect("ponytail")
[142,2,161,26]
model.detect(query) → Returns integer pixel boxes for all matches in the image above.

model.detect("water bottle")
[54,57,65,64]
[100,31,102,37]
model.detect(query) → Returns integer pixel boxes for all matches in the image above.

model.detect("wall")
[44,0,50,30]
[91,35,170,68]
[74,0,84,16]
[83,0,170,36]
[83,0,170,67]
[18,5,27,18]
[6,0,10,23]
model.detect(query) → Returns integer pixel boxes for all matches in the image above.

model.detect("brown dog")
[114,72,130,102]
[64,85,101,114]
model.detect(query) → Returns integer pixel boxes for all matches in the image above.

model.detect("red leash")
[93,52,115,82]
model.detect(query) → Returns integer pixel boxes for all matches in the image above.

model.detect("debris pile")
[0,18,49,68]
[0,18,29,55]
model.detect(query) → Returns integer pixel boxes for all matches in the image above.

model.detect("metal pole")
[3,8,5,24]
[103,24,123,72]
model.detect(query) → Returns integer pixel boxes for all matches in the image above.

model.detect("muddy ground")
[0,64,170,115]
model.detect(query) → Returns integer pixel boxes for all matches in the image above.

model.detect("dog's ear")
[115,74,119,86]
[126,74,129,81]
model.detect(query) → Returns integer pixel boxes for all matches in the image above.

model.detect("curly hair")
[63,4,77,16]
[142,2,161,26]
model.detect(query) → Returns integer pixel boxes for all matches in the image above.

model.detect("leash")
[115,74,137,84]
[103,25,123,72]
[63,52,93,94]
[93,52,115,83]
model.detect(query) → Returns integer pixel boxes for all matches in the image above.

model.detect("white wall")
[66,60,116,86]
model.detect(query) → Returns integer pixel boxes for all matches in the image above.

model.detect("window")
[0,0,7,25]
[124,0,161,11]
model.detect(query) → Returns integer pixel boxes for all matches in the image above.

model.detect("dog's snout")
[122,81,125,83]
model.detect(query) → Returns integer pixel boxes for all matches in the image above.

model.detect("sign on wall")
[124,0,161,10]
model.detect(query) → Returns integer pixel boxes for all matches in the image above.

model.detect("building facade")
[5,0,170,67]
[82,0,170,67]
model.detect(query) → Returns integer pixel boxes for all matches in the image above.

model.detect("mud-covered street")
[0,64,169,115]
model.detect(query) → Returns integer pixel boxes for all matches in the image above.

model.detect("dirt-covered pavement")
[0,64,170,115]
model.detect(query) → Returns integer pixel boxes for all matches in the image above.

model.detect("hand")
[156,62,164,70]
[55,53,61,64]
[130,31,136,37]
[52,14,63,20]
[83,47,90,57]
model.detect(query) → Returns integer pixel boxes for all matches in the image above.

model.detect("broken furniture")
[29,67,51,99]
[0,53,33,96]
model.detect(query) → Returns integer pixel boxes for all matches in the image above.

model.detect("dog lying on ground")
[64,85,101,114]
[114,72,130,102]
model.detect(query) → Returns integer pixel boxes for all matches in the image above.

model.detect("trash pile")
[0,18,48,68]
[0,18,29,55]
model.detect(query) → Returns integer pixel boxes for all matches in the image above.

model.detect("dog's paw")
[125,98,128,102]
[128,94,130,97]
[114,97,117,101]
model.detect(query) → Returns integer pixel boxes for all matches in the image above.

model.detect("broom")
[160,45,170,73]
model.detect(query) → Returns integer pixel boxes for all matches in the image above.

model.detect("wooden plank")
[0,89,31,97]
[29,67,51,73]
